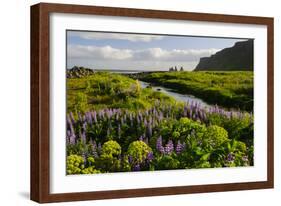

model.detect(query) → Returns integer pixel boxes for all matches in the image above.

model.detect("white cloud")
[68,31,164,42]
[68,45,133,60]
[68,45,219,62]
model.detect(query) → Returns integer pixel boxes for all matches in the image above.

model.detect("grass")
[137,71,253,111]
[67,72,177,114]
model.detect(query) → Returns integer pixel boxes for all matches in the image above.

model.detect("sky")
[67,30,247,71]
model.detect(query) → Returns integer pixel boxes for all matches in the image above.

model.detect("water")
[139,80,210,108]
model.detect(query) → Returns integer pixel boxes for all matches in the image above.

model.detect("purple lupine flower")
[107,109,113,119]
[144,119,148,127]
[66,130,71,144]
[226,153,235,162]
[82,122,87,132]
[128,155,133,164]
[226,112,231,119]
[156,136,165,154]
[139,135,144,142]
[86,112,92,125]
[90,140,98,158]
[139,112,143,122]
[66,130,71,138]
[69,112,75,125]
[147,152,154,161]
[68,125,76,145]
[69,119,75,135]
[69,135,76,145]
[164,140,174,155]
[92,111,97,123]
[133,164,141,171]
[82,114,86,122]
[176,140,184,154]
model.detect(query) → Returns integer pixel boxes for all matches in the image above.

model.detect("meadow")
[136,71,253,111]
[66,70,253,175]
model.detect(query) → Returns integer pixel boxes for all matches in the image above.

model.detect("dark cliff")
[194,39,253,71]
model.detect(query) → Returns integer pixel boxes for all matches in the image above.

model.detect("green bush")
[208,113,253,145]
[66,155,101,175]
[66,155,85,175]
[81,166,101,174]
[127,141,152,164]
[96,140,122,172]
[154,155,180,170]
[203,125,228,150]
[101,140,121,157]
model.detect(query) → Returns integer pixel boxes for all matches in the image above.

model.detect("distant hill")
[67,66,95,78]
[194,40,253,71]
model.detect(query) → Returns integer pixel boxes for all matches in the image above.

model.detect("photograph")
[65,30,254,175]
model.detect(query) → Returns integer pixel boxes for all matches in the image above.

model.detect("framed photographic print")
[31,3,274,203]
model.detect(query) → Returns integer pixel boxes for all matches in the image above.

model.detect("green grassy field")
[137,71,253,111]
[67,72,177,114]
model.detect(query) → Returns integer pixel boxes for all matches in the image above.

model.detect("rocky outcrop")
[194,40,253,71]
[67,66,95,78]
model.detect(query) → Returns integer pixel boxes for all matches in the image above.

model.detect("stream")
[139,80,210,108]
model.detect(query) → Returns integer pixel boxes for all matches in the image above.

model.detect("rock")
[194,40,253,71]
[67,66,95,78]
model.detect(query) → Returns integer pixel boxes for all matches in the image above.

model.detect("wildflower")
[226,153,235,162]
[92,111,97,123]
[156,136,165,154]
[133,164,141,171]
[164,140,174,155]
[147,152,154,161]
[176,140,184,154]
[90,140,98,158]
